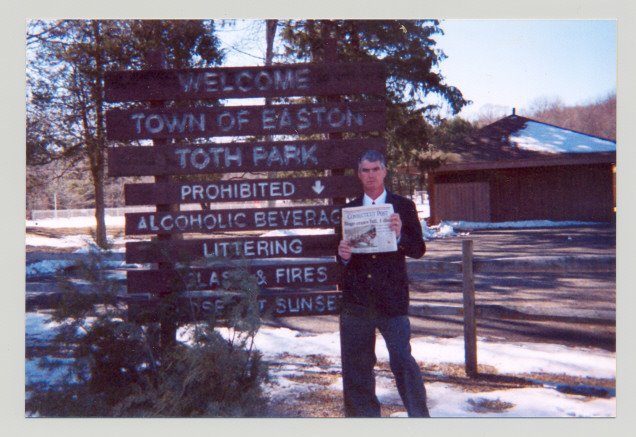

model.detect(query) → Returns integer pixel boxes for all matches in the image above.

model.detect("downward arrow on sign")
[312,180,325,195]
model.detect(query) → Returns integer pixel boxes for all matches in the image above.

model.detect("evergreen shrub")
[26,249,269,417]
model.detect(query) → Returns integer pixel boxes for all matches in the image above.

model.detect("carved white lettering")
[217,112,235,132]
[273,69,294,90]
[132,113,145,134]
[278,108,292,128]
[236,71,252,92]
[255,71,273,91]
[190,148,210,170]
[296,107,311,129]
[179,68,312,96]
[190,113,206,132]
[253,208,339,228]
[145,114,164,133]
[163,113,188,133]
[202,72,219,92]
[130,104,365,137]
[178,73,203,92]
[137,216,147,231]
[261,108,276,130]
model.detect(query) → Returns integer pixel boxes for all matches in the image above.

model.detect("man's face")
[357,159,387,194]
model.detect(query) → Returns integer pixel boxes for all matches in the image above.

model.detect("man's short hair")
[358,149,386,170]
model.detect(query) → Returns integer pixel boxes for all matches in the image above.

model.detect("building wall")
[431,163,614,223]
[433,182,491,222]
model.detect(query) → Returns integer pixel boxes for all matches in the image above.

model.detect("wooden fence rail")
[407,240,616,377]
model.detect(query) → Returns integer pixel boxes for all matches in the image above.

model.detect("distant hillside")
[527,93,616,141]
[474,93,616,141]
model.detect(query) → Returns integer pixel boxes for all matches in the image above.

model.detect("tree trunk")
[92,162,108,247]
[91,20,109,248]
[265,19,277,208]
[265,20,277,65]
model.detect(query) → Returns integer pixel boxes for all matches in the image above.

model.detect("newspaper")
[341,204,398,254]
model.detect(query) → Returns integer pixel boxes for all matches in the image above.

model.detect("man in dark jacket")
[337,149,430,417]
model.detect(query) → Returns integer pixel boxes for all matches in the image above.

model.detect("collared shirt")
[362,189,387,206]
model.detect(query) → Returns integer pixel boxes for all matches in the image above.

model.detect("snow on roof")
[450,115,617,165]
[509,121,616,154]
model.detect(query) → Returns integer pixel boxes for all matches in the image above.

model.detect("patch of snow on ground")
[26,313,616,417]
[409,336,615,380]
[179,325,616,382]
[444,220,605,230]
[261,228,335,237]
[25,233,128,250]
[26,215,125,228]
[25,314,73,388]
[25,234,96,248]
[426,383,615,418]
[422,221,461,239]
[26,260,75,277]
[26,257,127,278]
[25,312,59,345]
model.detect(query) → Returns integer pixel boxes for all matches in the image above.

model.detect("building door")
[434,182,491,222]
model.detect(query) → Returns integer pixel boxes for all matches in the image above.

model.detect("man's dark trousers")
[340,307,430,417]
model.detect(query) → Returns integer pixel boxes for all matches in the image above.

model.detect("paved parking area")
[268,225,616,351]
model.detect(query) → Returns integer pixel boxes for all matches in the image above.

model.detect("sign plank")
[125,205,340,236]
[108,138,385,177]
[105,102,386,141]
[126,262,340,293]
[124,175,361,206]
[125,234,338,264]
[105,62,386,102]
[125,290,343,321]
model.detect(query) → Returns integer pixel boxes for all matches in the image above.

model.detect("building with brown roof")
[427,112,616,224]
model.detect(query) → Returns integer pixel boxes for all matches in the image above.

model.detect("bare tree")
[527,93,615,139]
[26,20,223,247]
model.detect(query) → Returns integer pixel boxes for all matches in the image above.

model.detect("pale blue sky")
[219,19,617,121]
[435,20,617,119]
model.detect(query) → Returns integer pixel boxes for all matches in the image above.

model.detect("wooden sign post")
[105,55,386,337]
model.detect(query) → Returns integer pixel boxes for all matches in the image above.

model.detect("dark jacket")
[337,191,425,317]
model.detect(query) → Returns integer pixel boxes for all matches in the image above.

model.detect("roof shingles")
[449,115,616,165]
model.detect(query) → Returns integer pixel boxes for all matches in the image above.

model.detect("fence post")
[462,239,478,377]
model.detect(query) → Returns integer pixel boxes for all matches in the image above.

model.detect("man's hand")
[338,240,353,261]
[389,213,402,237]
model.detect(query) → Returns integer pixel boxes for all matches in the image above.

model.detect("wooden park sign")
[105,62,385,101]
[108,138,385,177]
[127,291,344,322]
[123,175,361,206]
[127,261,340,294]
[125,234,339,264]
[125,205,341,235]
[106,61,386,319]
[106,101,385,141]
